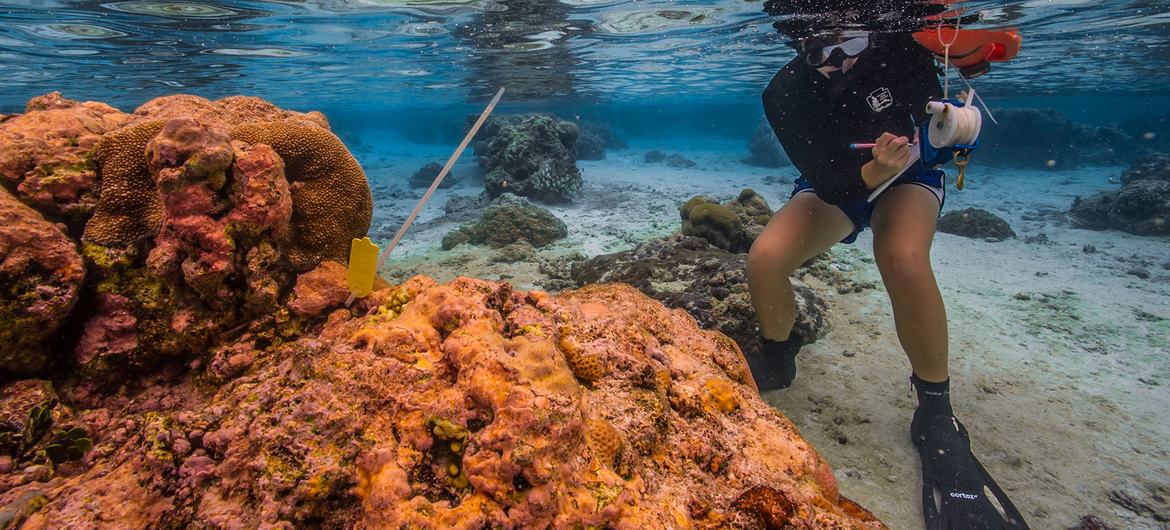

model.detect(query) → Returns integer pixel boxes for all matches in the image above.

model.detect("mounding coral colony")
[0,93,884,528]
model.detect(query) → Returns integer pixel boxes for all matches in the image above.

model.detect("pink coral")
[74,294,138,367]
[0,92,130,225]
[287,260,351,317]
[0,187,85,374]
[76,117,296,376]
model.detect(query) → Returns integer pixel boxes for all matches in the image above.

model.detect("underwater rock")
[0,188,85,375]
[745,120,791,168]
[570,234,827,357]
[1070,154,1170,235]
[937,208,1017,240]
[473,114,583,203]
[0,277,881,528]
[491,240,538,263]
[442,194,567,250]
[574,120,627,161]
[681,189,773,253]
[977,108,1133,168]
[575,128,607,161]
[440,192,492,224]
[580,120,627,150]
[666,154,697,169]
[0,92,131,229]
[1120,153,1170,184]
[643,150,697,169]
[408,161,456,189]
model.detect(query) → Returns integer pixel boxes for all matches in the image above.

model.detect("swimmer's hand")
[861,132,913,189]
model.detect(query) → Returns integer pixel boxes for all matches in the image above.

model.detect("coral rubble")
[570,234,828,357]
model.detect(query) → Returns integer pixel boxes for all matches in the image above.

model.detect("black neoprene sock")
[911,374,953,416]
[745,332,802,391]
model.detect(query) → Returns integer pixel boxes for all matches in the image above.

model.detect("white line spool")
[926,90,982,148]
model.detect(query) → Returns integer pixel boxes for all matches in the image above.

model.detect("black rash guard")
[763,35,941,205]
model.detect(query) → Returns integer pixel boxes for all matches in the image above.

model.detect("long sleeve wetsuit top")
[762,35,942,205]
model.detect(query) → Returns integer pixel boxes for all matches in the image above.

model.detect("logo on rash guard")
[867,87,893,112]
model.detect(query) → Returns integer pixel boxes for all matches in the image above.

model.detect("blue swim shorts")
[791,167,946,244]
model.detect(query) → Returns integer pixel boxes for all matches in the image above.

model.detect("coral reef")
[0,92,131,229]
[75,117,304,377]
[570,234,828,356]
[408,161,456,189]
[81,95,369,272]
[745,120,791,168]
[937,207,1017,240]
[0,277,881,529]
[1069,154,1170,235]
[223,120,372,270]
[681,189,773,253]
[473,114,583,202]
[978,108,1133,168]
[0,188,85,375]
[442,194,567,250]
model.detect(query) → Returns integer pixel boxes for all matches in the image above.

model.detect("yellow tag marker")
[347,237,380,299]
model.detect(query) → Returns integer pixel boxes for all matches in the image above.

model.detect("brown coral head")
[230,120,372,271]
[732,486,797,529]
[83,120,167,246]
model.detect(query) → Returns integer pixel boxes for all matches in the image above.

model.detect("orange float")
[913,27,1022,77]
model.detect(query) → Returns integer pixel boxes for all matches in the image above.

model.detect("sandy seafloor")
[353,135,1169,529]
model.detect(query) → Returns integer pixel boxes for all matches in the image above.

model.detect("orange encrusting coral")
[3,276,884,529]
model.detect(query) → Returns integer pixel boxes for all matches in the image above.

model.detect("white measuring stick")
[344,87,506,307]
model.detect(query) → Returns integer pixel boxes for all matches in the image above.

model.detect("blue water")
[2,0,1170,112]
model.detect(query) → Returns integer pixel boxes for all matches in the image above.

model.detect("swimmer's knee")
[747,240,801,277]
[875,242,933,284]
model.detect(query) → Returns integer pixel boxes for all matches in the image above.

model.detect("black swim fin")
[911,411,1030,530]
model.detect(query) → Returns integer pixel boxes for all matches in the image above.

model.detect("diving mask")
[803,31,872,66]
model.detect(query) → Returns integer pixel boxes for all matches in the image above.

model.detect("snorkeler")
[744,26,1030,530]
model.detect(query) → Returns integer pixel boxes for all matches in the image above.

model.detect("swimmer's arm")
[861,132,913,189]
